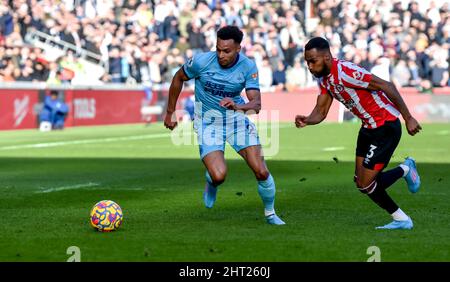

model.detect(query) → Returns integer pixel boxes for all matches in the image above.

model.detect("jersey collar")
[327,58,339,79]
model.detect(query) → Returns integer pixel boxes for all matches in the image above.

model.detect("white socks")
[391,208,409,221]
[399,164,410,177]
[264,210,275,217]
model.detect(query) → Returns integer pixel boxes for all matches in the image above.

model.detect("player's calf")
[355,175,414,230]
[207,170,226,186]
[257,174,285,225]
[203,171,223,209]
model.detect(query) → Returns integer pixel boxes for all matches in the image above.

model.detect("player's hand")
[219,97,236,110]
[164,111,178,131]
[295,115,308,128]
[405,116,422,136]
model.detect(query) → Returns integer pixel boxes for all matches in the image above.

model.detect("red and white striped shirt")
[318,58,400,129]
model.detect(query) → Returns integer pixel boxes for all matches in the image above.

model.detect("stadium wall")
[0,86,449,130]
[0,85,157,130]
[261,88,450,123]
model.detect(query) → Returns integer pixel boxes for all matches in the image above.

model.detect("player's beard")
[312,66,330,78]
[219,58,233,67]
[219,54,238,67]
[219,59,228,66]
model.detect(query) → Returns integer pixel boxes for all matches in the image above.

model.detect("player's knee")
[356,179,377,194]
[355,179,364,189]
[355,176,371,189]
[255,167,270,181]
[210,170,227,185]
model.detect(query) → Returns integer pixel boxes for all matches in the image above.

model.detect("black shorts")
[356,119,401,171]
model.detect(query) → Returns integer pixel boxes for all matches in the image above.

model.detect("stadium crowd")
[0,0,449,92]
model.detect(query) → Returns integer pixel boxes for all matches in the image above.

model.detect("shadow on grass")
[0,157,450,261]
[0,156,448,206]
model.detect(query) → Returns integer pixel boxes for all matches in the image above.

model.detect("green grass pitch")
[0,122,449,261]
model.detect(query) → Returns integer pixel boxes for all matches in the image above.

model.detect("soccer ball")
[90,200,123,232]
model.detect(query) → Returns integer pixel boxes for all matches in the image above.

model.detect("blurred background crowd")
[0,0,449,92]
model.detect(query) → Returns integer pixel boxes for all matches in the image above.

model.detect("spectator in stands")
[259,58,273,92]
[32,61,49,82]
[108,47,122,83]
[163,10,179,46]
[0,0,447,89]
[0,5,14,37]
[46,62,62,85]
[272,61,287,92]
[187,20,208,55]
[371,57,391,82]
[407,57,421,87]
[286,59,309,91]
[429,43,450,87]
[392,60,411,88]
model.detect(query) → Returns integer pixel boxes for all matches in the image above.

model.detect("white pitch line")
[322,146,346,152]
[36,182,100,193]
[0,123,294,151]
[0,133,171,150]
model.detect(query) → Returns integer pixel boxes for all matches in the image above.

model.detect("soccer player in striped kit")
[295,37,422,230]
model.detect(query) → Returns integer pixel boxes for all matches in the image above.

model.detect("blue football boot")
[403,157,421,193]
[203,183,217,209]
[266,214,286,225]
[376,217,413,230]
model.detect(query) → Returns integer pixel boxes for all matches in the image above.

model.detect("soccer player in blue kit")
[164,26,285,225]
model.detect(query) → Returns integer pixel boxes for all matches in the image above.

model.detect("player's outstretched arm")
[164,68,190,130]
[219,89,261,114]
[367,75,422,136]
[295,93,333,128]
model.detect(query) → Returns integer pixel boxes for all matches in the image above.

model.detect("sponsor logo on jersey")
[236,72,245,83]
[352,71,362,79]
[204,81,240,98]
[335,84,344,93]
[342,98,356,109]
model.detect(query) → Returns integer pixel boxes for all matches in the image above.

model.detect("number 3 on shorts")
[366,144,377,159]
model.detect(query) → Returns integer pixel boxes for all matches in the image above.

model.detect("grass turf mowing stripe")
[0,123,449,261]
[0,133,172,150]
[36,182,101,193]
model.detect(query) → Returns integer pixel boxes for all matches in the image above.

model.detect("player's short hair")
[304,37,330,52]
[217,26,244,44]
